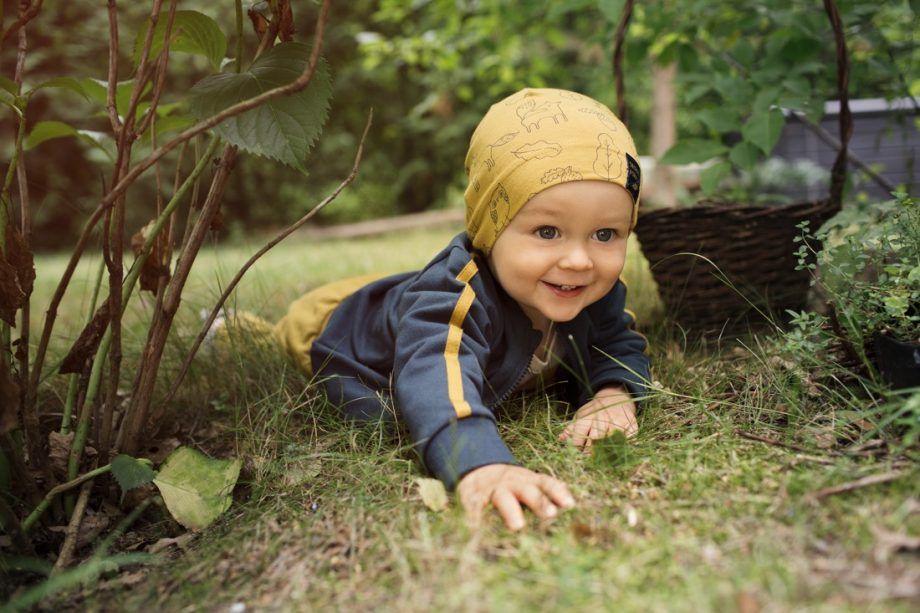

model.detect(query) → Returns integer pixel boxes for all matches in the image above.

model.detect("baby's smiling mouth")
[543,281,587,295]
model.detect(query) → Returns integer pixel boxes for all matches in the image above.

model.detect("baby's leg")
[273,273,389,376]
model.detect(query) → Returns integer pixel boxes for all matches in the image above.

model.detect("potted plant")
[810,192,920,388]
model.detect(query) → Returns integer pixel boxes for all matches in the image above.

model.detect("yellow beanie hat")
[464,88,641,254]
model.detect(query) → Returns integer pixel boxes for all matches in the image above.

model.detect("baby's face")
[488,180,633,334]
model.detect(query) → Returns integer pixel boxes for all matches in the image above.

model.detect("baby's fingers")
[564,418,594,448]
[491,488,527,531]
[538,475,576,510]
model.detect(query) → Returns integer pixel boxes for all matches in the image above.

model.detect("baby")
[273,88,650,530]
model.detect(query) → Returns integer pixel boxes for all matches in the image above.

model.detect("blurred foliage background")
[1,0,917,249]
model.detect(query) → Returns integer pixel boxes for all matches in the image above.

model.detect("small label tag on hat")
[625,153,641,202]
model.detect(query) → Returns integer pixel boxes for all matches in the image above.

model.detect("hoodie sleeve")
[583,280,651,404]
[393,251,517,490]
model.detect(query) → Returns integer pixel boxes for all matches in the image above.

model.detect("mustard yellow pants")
[221,273,387,376]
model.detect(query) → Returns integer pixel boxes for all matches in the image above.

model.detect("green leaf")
[188,42,333,171]
[152,447,241,531]
[0,76,17,95]
[111,454,155,498]
[700,161,732,195]
[133,10,227,69]
[597,0,627,23]
[752,87,781,113]
[79,78,151,121]
[659,139,727,165]
[29,77,90,101]
[696,109,739,134]
[24,121,80,149]
[24,122,115,161]
[741,108,785,155]
[547,0,594,19]
[911,0,920,14]
[0,88,15,110]
[729,141,762,171]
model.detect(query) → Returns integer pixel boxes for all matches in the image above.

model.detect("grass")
[13,226,919,611]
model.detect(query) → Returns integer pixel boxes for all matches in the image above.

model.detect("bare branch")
[166,110,374,402]
[106,1,122,134]
[117,145,239,454]
[120,0,166,142]
[0,0,43,48]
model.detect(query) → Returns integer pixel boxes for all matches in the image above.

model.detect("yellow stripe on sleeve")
[444,259,480,418]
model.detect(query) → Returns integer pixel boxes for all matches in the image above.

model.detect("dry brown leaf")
[60,301,110,374]
[873,526,920,563]
[130,221,169,295]
[147,533,195,554]
[0,369,20,435]
[278,0,295,41]
[48,431,74,479]
[0,257,23,325]
[5,224,34,297]
[283,461,320,488]
[208,207,224,232]
[0,225,34,325]
[414,478,448,512]
[812,427,837,449]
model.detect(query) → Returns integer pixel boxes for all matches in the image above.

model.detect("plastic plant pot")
[873,334,920,390]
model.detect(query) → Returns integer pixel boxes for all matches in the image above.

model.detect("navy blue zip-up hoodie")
[310,233,650,490]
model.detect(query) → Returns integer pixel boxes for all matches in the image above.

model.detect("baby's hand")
[559,386,638,451]
[456,464,575,531]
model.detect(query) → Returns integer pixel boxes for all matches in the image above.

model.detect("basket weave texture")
[635,199,839,334]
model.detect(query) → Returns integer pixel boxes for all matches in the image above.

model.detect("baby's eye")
[594,228,615,242]
[536,226,559,239]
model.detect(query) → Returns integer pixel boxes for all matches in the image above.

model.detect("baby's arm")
[559,385,638,450]
[457,464,575,531]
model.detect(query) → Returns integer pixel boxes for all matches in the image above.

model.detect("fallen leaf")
[153,446,241,530]
[283,461,320,487]
[873,526,920,563]
[48,431,74,479]
[414,478,448,512]
[624,504,638,528]
[147,533,195,553]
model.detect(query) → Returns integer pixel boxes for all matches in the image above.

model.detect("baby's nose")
[559,244,593,270]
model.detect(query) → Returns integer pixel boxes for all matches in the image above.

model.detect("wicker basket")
[614,0,852,335]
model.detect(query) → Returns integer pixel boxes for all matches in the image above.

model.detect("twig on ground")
[164,109,374,404]
[737,430,829,455]
[810,471,908,500]
[53,480,93,572]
